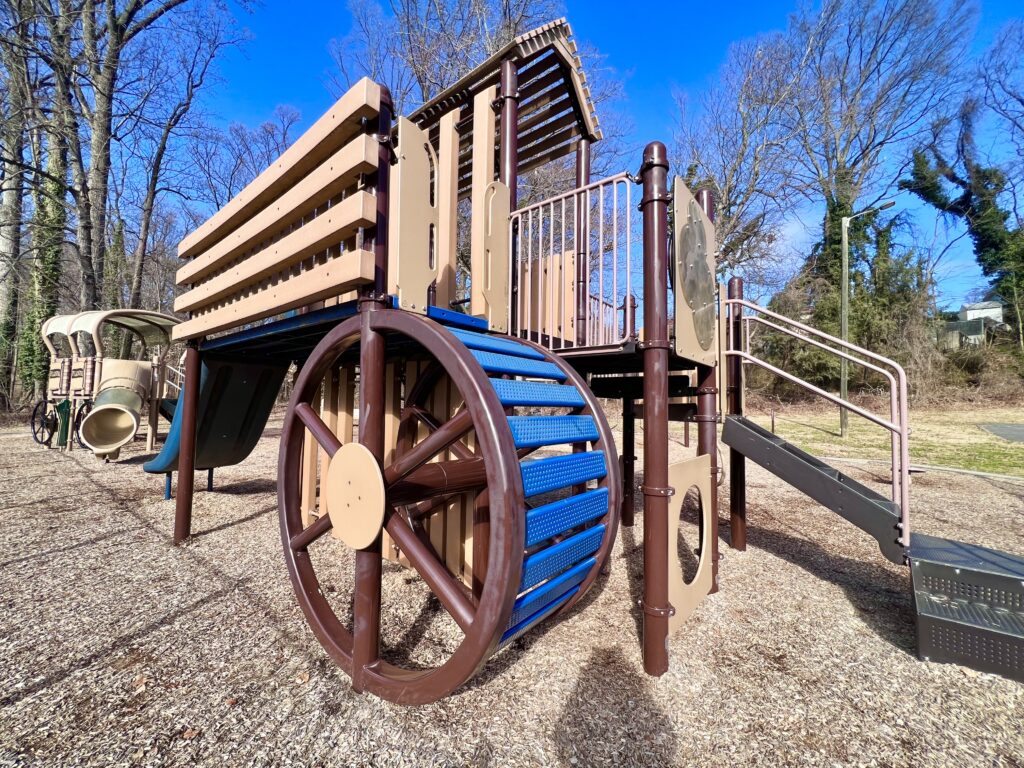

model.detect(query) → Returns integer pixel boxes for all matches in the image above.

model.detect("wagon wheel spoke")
[385,513,475,632]
[384,409,475,486]
[406,406,476,460]
[352,548,383,674]
[295,402,342,457]
[289,512,333,551]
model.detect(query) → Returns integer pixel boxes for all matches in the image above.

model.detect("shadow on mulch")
[213,478,277,495]
[191,504,275,538]
[554,645,676,767]
[743,521,916,655]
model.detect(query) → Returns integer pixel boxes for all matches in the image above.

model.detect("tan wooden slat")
[179,78,381,260]
[171,249,374,340]
[518,137,578,175]
[177,135,377,286]
[301,385,322,527]
[175,192,376,314]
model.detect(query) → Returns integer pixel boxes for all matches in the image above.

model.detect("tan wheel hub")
[324,442,386,550]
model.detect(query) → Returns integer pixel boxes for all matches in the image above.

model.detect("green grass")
[745,406,1024,478]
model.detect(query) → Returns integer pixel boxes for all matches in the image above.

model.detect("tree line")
[676,0,1024,397]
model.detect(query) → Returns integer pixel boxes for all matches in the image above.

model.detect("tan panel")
[436,112,460,307]
[527,250,575,345]
[667,453,714,634]
[177,135,377,286]
[338,365,355,445]
[175,192,376,313]
[388,117,439,313]
[461,426,475,588]
[320,367,339,471]
[172,249,374,341]
[469,86,498,318]
[672,178,718,366]
[179,78,381,260]
[443,379,465,581]
[475,182,511,332]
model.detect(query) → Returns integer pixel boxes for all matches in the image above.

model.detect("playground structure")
[32,309,179,458]
[86,19,1017,702]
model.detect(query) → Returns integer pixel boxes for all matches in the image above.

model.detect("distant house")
[940,301,1008,349]
[958,301,1004,324]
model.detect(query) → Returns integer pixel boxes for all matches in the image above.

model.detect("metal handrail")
[725,297,911,548]
[164,365,184,395]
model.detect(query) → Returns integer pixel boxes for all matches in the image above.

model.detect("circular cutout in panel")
[324,442,387,550]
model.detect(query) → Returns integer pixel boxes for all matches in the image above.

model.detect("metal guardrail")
[725,297,911,548]
[508,172,639,350]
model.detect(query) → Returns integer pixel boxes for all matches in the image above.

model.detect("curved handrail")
[725,297,910,548]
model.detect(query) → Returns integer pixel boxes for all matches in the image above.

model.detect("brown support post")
[173,340,201,544]
[500,59,520,332]
[352,86,392,692]
[727,277,747,551]
[622,398,636,527]
[639,141,672,676]
[575,138,591,346]
[696,363,719,593]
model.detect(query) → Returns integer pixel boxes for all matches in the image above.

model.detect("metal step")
[507,415,598,448]
[520,524,605,591]
[491,379,586,408]
[448,328,547,360]
[520,450,607,497]
[909,533,1024,682]
[722,415,904,564]
[525,488,609,547]
[471,349,567,380]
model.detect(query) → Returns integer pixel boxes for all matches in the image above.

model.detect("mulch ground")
[1,414,1022,767]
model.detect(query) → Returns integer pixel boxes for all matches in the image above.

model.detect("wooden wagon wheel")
[31,399,56,446]
[279,309,620,704]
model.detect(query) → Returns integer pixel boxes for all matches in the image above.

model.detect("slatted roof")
[407,19,602,199]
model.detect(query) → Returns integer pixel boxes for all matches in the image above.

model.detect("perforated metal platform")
[909,533,1024,682]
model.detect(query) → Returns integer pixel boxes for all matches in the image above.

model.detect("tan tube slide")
[79,360,152,458]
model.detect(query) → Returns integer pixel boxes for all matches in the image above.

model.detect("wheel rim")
[278,310,523,704]
[31,401,55,446]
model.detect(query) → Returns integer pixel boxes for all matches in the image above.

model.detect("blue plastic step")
[521,451,607,497]
[500,586,580,646]
[426,305,488,331]
[525,488,609,547]
[508,415,598,449]
[520,524,605,591]
[491,379,586,408]
[508,558,595,629]
[471,350,566,380]
[448,328,546,360]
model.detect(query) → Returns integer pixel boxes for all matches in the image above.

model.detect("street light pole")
[839,199,895,437]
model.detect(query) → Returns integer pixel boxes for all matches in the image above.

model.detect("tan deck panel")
[175,192,376,314]
[177,135,377,286]
[172,249,374,341]
[178,78,381,261]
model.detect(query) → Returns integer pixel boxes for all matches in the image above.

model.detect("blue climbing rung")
[525,488,609,547]
[521,451,606,497]
[507,558,594,629]
[471,350,566,380]
[491,379,586,408]
[520,524,606,591]
[426,305,489,331]
[508,415,598,448]
[448,328,546,360]
[500,586,580,646]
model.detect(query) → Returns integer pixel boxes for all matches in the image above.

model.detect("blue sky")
[209,0,1023,309]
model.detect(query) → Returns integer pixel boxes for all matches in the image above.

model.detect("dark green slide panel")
[144,355,288,474]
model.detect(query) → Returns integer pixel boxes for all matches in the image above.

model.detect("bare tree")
[982,18,1024,225]
[674,33,810,284]
[330,0,562,114]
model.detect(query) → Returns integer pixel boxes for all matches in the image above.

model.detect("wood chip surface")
[0,414,1021,767]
